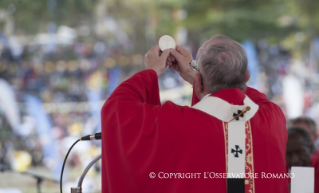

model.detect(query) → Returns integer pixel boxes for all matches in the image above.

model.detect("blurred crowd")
[0,39,187,191]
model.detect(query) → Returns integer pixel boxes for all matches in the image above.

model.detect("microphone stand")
[0,163,58,193]
[71,154,101,193]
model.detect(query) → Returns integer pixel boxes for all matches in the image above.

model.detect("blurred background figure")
[286,126,319,192]
[286,126,315,167]
[289,116,319,154]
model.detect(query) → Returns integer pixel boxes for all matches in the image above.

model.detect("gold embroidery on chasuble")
[223,121,255,193]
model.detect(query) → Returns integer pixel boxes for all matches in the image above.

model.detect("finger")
[169,64,176,70]
[167,60,174,66]
[159,50,163,56]
[170,55,177,63]
[169,65,175,70]
[160,49,170,61]
[170,48,184,62]
[175,64,181,72]
[166,61,173,66]
[167,55,173,63]
[151,45,160,55]
[171,57,177,64]
[176,45,191,57]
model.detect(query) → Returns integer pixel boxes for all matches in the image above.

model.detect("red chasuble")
[101,69,288,193]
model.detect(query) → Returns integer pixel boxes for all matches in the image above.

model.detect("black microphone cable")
[60,133,102,193]
[60,139,79,193]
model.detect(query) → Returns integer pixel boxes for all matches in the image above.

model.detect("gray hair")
[198,35,248,93]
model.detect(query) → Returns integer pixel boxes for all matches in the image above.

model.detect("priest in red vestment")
[101,35,288,193]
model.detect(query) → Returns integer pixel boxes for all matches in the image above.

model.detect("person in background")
[286,126,319,192]
[289,116,318,154]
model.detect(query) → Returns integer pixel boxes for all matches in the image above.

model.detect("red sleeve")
[104,69,161,105]
[101,69,162,192]
[101,69,162,142]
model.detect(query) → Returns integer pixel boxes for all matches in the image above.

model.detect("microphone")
[80,132,101,141]
[71,154,102,193]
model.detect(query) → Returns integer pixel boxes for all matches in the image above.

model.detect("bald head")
[196,35,248,94]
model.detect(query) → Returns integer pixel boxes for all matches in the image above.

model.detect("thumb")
[160,49,171,61]
[170,48,184,62]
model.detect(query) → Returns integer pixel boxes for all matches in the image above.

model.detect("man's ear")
[194,73,205,100]
[245,70,250,83]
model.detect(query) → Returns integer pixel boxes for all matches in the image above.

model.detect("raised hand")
[167,46,196,85]
[144,45,171,77]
